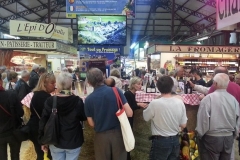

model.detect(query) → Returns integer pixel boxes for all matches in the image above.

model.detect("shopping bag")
[112,87,135,152]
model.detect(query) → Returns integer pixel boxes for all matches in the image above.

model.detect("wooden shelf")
[175,57,239,60]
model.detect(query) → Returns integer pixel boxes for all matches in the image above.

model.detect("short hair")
[110,69,121,78]
[104,78,115,87]
[0,73,2,80]
[157,76,173,94]
[33,73,56,92]
[38,67,46,74]
[168,70,175,76]
[7,71,18,81]
[190,69,202,77]
[56,72,73,90]
[213,73,229,89]
[86,68,104,87]
[62,67,68,72]
[129,77,142,90]
[32,64,40,70]
[214,67,228,75]
[159,68,166,75]
[21,70,30,78]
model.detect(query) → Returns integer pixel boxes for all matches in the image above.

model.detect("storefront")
[147,44,240,74]
[0,39,77,71]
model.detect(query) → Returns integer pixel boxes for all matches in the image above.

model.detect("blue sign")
[66,0,135,19]
[136,0,152,5]
[79,45,123,59]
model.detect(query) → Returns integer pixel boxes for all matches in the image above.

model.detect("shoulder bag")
[40,96,59,145]
[112,87,135,152]
[0,104,30,142]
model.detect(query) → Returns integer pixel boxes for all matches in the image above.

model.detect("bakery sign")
[0,40,56,50]
[154,45,240,53]
[9,20,73,43]
[216,0,240,30]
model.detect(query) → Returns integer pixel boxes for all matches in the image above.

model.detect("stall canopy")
[0,39,77,55]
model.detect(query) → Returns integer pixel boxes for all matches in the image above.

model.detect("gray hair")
[110,69,121,78]
[159,68,166,75]
[213,73,229,89]
[32,64,40,70]
[129,77,142,90]
[56,72,73,90]
[214,66,228,75]
[87,68,104,87]
[21,70,30,78]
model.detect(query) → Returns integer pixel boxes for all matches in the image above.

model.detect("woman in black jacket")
[39,72,86,160]
[124,76,147,160]
[28,73,56,160]
[0,73,24,160]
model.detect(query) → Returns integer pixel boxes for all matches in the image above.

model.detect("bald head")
[214,67,228,75]
[104,78,115,87]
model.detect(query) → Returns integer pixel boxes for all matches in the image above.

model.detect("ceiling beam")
[196,0,216,8]
[158,0,215,23]
[0,1,59,25]
[159,3,199,31]
[173,0,190,14]
[0,0,18,7]
[17,1,43,19]
[35,2,65,23]
[189,12,215,29]
[0,2,31,21]
[143,0,154,35]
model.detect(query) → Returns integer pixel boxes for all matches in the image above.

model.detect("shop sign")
[66,0,136,19]
[79,45,122,54]
[9,20,73,43]
[216,0,240,30]
[56,42,77,55]
[156,45,240,53]
[0,40,56,50]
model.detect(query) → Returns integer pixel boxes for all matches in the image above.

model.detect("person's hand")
[199,94,205,100]
[41,145,48,152]
[188,81,195,88]
[138,103,148,108]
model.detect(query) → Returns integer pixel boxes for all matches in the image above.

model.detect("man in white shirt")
[143,76,188,159]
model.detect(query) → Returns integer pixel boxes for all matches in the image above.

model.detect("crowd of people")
[0,64,240,160]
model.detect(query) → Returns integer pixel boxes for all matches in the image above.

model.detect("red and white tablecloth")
[21,92,34,108]
[181,94,201,106]
[135,91,159,103]
[135,91,201,106]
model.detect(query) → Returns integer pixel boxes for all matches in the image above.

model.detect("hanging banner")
[216,0,240,30]
[9,20,73,43]
[66,0,135,19]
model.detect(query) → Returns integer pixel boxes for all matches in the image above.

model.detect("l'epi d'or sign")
[9,20,73,43]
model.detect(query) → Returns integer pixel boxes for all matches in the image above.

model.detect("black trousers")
[29,125,44,160]
[0,133,21,160]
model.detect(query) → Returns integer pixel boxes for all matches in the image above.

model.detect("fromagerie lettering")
[17,22,65,36]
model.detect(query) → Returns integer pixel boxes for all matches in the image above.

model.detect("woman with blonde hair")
[124,76,147,160]
[39,72,86,160]
[27,73,56,160]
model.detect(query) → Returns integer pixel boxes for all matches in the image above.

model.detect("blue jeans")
[149,135,180,160]
[49,145,81,160]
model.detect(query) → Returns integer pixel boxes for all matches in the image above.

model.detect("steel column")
[171,0,175,39]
